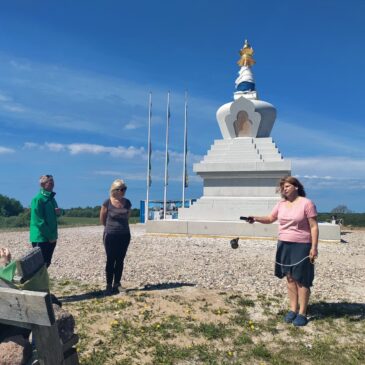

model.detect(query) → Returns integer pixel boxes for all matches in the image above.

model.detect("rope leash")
[275,255,315,267]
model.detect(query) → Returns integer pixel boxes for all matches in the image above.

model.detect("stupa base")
[145,220,341,242]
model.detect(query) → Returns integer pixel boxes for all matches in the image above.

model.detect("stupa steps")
[192,197,281,205]
[203,157,283,163]
[178,199,280,220]
[204,138,281,162]
[194,161,291,173]
[213,137,274,144]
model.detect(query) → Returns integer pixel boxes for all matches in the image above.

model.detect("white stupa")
[147,40,340,241]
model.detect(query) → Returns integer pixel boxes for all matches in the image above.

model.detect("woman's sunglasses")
[115,187,127,192]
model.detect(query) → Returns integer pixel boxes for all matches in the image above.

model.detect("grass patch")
[48,282,365,365]
[191,322,233,340]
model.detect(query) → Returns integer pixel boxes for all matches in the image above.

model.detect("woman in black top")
[100,179,131,295]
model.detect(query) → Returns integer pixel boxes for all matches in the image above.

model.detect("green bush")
[0,194,24,217]
[317,213,365,227]
[63,206,140,218]
[63,206,101,218]
[0,209,30,228]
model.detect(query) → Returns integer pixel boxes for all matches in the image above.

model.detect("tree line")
[0,194,140,228]
[0,194,364,228]
[63,206,140,218]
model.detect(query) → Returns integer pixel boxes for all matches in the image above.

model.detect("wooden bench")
[0,248,79,365]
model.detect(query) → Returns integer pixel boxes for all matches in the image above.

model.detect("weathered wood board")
[0,287,54,326]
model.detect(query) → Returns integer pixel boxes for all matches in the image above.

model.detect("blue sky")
[0,0,364,212]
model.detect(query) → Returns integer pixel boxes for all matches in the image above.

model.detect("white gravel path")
[1,225,364,302]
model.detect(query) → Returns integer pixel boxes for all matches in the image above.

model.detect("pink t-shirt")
[270,197,317,243]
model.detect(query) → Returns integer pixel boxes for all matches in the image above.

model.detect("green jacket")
[30,189,58,243]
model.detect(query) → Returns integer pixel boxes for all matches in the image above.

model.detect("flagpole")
[145,92,152,223]
[182,91,188,206]
[163,92,170,219]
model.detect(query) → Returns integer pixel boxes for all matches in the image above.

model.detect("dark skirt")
[275,240,314,288]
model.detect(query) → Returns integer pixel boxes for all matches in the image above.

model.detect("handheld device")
[240,216,255,223]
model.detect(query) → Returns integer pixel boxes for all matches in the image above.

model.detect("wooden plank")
[0,287,54,326]
[64,348,79,365]
[62,334,79,353]
[32,324,65,365]
[0,318,32,329]
[16,247,45,283]
[0,279,14,288]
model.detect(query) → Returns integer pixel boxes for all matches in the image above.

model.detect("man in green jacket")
[30,175,61,267]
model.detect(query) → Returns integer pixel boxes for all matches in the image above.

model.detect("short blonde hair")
[39,175,54,187]
[109,179,127,197]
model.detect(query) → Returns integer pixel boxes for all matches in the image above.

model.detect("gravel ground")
[1,225,364,303]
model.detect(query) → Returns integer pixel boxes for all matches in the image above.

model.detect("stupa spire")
[237,39,255,67]
[235,39,257,100]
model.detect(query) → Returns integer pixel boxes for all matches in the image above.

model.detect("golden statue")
[237,40,255,67]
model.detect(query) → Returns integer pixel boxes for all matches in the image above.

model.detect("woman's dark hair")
[279,176,306,198]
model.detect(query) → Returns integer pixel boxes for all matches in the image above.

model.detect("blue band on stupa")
[236,81,255,92]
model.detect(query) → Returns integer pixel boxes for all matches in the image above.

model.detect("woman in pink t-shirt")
[248,176,319,327]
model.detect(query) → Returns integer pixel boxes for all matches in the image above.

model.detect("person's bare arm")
[308,217,319,259]
[100,205,107,226]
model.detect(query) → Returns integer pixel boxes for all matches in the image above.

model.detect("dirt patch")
[52,280,365,365]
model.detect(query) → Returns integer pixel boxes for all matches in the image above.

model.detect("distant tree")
[331,205,352,214]
[130,208,140,217]
[0,194,24,217]
[64,206,101,218]
[63,206,140,218]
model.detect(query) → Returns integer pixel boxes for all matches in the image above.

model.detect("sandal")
[293,314,308,327]
[284,311,297,323]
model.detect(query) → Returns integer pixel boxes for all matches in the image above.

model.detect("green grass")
[49,281,365,365]
[59,216,140,226]
[58,216,101,226]
[0,216,141,230]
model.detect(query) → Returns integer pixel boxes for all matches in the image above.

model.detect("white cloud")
[0,146,15,154]
[23,142,145,159]
[24,142,42,149]
[124,122,139,130]
[94,170,122,176]
[291,156,365,177]
[290,156,365,190]
[124,118,142,130]
[23,141,203,164]
[94,170,201,185]
[94,171,147,180]
[0,91,26,113]
[152,150,203,163]
[1,104,25,113]
[10,60,32,71]
[45,143,66,152]
[0,55,218,140]
[0,93,10,102]
[67,143,144,158]
[275,118,365,156]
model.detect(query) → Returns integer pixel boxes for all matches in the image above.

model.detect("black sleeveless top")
[103,198,131,234]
